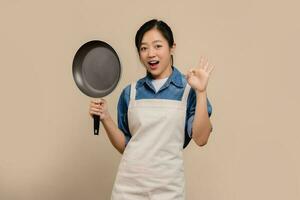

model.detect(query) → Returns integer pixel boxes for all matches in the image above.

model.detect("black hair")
[135,19,174,65]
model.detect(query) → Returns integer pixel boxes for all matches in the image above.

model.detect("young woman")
[89,19,214,200]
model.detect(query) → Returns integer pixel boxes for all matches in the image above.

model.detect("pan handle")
[93,115,100,135]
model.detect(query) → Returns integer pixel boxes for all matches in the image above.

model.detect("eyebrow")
[141,40,163,45]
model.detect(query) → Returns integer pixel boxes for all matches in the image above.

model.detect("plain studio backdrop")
[0,0,299,199]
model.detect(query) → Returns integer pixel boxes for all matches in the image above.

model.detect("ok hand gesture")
[186,57,214,93]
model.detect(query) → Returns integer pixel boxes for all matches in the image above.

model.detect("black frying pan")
[72,40,121,135]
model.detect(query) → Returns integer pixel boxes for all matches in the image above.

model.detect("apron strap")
[130,82,137,100]
[181,83,191,103]
[130,81,190,102]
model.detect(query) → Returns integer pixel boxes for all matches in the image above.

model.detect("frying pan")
[72,40,121,135]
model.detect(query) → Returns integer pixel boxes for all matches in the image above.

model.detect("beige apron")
[111,82,191,200]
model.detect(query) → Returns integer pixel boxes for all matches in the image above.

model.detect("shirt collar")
[136,66,184,89]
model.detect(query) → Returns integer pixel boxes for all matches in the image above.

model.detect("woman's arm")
[191,91,212,146]
[90,99,126,154]
[101,115,126,154]
[186,57,214,146]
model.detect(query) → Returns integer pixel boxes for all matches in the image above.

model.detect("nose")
[147,47,155,58]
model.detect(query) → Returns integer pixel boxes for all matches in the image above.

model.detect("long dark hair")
[135,19,175,65]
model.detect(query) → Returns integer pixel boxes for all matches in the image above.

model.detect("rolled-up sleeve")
[117,85,132,146]
[184,88,213,148]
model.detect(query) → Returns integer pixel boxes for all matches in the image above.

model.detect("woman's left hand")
[186,57,214,93]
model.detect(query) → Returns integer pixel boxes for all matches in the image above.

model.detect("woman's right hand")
[89,99,111,121]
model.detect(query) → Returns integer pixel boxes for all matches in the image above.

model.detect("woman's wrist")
[195,89,207,96]
[101,113,112,123]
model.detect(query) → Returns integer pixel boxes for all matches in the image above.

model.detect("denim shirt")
[117,67,212,148]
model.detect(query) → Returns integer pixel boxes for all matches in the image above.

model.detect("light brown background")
[1,0,299,199]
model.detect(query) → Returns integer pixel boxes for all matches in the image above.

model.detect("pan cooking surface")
[82,46,120,91]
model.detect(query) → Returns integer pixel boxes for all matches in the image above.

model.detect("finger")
[99,98,107,105]
[186,70,192,78]
[99,102,107,108]
[91,103,100,108]
[198,57,204,69]
[91,103,101,108]
[91,99,102,105]
[91,107,100,112]
[99,106,106,111]
[203,58,209,71]
[90,111,100,116]
[191,69,197,74]
[98,110,106,117]
[97,99,103,104]
[99,105,108,112]
[91,99,98,104]
[207,65,215,75]
[191,68,203,76]
[96,98,106,104]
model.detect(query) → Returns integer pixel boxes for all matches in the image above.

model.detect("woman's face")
[139,28,175,79]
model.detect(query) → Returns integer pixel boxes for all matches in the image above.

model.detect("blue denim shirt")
[117,67,212,148]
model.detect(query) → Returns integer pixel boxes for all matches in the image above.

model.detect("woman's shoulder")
[172,66,188,83]
[120,75,146,97]
[121,84,131,97]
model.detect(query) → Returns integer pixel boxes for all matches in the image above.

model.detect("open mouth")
[148,60,159,69]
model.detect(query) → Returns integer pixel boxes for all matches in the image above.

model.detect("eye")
[140,46,147,51]
[155,45,162,49]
